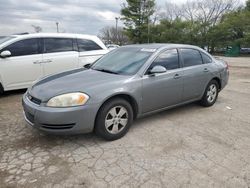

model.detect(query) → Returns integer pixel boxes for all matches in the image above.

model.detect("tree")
[246,0,250,11]
[121,0,156,43]
[98,26,129,45]
[210,5,250,47]
[159,2,182,22]
[31,25,42,33]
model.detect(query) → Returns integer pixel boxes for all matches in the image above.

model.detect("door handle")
[203,68,209,72]
[42,59,52,63]
[33,61,41,64]
[173,74,181,79]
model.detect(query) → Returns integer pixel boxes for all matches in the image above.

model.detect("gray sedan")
[22,44,229,140]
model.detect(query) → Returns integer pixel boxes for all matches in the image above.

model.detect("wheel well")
[212,77,221,90]
[96,94,139,120]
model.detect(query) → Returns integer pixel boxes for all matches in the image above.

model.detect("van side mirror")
[149,65,167,75]
[83,63,92,69]
[0,50,11,58]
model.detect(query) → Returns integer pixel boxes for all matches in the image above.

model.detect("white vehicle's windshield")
[91,47,154,75]
[0,36,15,45]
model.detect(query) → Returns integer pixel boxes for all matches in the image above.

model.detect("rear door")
[42,37,78,76]
[77,38,108,67]
[0,38,43,90]
[142,49,183,113]
[179,48,211,101]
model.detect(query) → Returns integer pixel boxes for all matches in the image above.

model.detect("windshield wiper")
[94,68,118,74]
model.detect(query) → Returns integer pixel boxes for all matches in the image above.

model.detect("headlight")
[47,92,89,107]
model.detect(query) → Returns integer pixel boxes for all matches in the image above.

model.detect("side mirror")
[0,50,11,58]
[83,63,92,69]
[149,65,167,75]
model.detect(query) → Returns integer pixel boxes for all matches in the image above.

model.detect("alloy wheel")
[105,106,128,134]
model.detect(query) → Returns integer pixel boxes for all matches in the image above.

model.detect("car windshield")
[0,36,15,45]
[91,47,155,75]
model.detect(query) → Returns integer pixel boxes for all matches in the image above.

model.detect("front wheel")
[200,80,219,107]
[95,98,133,141]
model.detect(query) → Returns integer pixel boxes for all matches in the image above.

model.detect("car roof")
[1,33,107,50]
[11,33,98,40]
[124,43,201,50]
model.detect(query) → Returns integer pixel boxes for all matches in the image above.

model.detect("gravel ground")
[0,57,250,188]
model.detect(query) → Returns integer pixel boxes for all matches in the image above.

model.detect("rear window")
[77,39,102,51]
[43,38,74,53]
[180,49,203,67]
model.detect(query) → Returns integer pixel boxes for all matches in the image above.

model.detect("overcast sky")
[0,0,246,36]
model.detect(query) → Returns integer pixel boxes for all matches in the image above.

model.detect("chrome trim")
[23,111,34,126]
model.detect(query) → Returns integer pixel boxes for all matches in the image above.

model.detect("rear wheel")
[200,80,219,107]
[95,98,133,141]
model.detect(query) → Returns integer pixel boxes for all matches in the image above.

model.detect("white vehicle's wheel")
[0,83,4,95]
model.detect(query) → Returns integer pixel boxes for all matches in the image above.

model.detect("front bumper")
[22,93,100,134]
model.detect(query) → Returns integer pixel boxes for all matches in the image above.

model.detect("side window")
[44,38,74,53]
[1,38,39,57]
[180,49,203,67]
[201,53,212,64]
[77,39,102,51]
[148,49,179,72]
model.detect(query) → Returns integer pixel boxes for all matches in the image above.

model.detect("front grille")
[27,93,41,105]
[25,111,35,124]
[41,123,75,130]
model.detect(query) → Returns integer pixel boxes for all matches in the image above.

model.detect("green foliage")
[121,0,155,43]
[121,0,250,50]
[246,0,250,11]
[211,8,250,47]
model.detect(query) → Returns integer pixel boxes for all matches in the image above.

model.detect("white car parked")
[0,33,108,93]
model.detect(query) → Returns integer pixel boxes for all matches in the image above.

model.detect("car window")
[77,39,102,51]
[44,38,74,53]
[148,49,179,72]
[1,38,39,57]
[201,53,212,64]
[92,47,153,75]
[180,49,203,67]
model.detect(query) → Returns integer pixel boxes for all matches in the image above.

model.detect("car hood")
[28,68,130,102]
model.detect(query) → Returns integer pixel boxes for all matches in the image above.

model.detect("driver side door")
[142,49,183,113]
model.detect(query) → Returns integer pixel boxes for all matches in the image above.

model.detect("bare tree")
[181,0,240,25]
[31,25,42,33]
[160,2,183,21]
[99,26,129,45]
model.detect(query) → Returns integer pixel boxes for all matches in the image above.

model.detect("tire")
[0,83,4,95]
[95,98,133,141]
[200,80,219,107]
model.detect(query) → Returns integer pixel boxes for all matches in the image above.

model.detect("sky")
[0,0,246,36]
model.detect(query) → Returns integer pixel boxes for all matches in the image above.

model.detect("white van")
[0,33,108,93]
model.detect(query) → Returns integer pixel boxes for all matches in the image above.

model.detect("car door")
[0,38,43,90]
[142,49,183,113]
[77,38,108,67]
[42,37,78,76]
[179,48,211,101]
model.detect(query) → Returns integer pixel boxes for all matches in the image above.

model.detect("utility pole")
[115,17,119,44]
[56,22,59,33]
[148,17,150,44]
